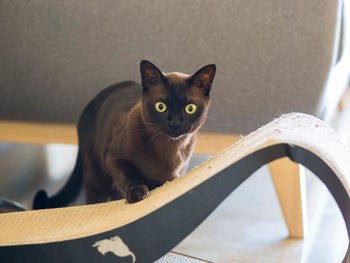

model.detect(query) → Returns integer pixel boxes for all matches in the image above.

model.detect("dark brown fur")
[33,60,216,207]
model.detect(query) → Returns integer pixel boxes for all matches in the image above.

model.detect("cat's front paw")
[126,185,149,203]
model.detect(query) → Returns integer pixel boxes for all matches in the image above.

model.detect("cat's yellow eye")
[155,102,167,112]
[185,104,197,114]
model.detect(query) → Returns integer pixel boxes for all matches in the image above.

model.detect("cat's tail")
[33,151,83,210]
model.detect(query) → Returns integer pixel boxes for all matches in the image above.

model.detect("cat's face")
[140,60,216,138]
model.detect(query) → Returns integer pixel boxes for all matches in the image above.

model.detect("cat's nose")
[169,123,181,130]
[168,119,181,130]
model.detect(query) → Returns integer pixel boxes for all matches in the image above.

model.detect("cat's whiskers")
[149,133,160,144]
[146,130,162,145]
[128,120,159,135]
[131,127,153,134]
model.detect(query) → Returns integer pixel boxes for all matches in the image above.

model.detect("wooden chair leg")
[268,157,307,238]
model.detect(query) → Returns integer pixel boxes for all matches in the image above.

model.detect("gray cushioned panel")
[0,0,341,133]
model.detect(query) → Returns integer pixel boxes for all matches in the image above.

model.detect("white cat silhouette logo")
[93,236,136,262]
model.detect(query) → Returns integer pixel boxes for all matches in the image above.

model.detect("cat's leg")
[126,184,149,203]
[109,188,124,201]
[106,158,149,203]
[81,151,112,204]
[85,187,110,204]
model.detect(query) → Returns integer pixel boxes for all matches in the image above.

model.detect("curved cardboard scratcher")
[0,113,349,263]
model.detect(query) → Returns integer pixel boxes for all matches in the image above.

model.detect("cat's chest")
[134,149,185,182]
[128,139,193,182]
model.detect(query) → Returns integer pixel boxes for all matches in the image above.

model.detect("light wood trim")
[0,121,240,155]
[0,121,78,145]
[338,86,350,111]
[196,133,240,154]
[268,158,307,238]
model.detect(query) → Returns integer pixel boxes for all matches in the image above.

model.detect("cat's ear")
[140,60,165,92]
[189,64,216,96]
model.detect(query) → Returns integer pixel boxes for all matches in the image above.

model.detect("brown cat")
[33,60,216,208]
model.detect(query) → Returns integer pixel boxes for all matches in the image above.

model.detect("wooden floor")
[157,252,213,263]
